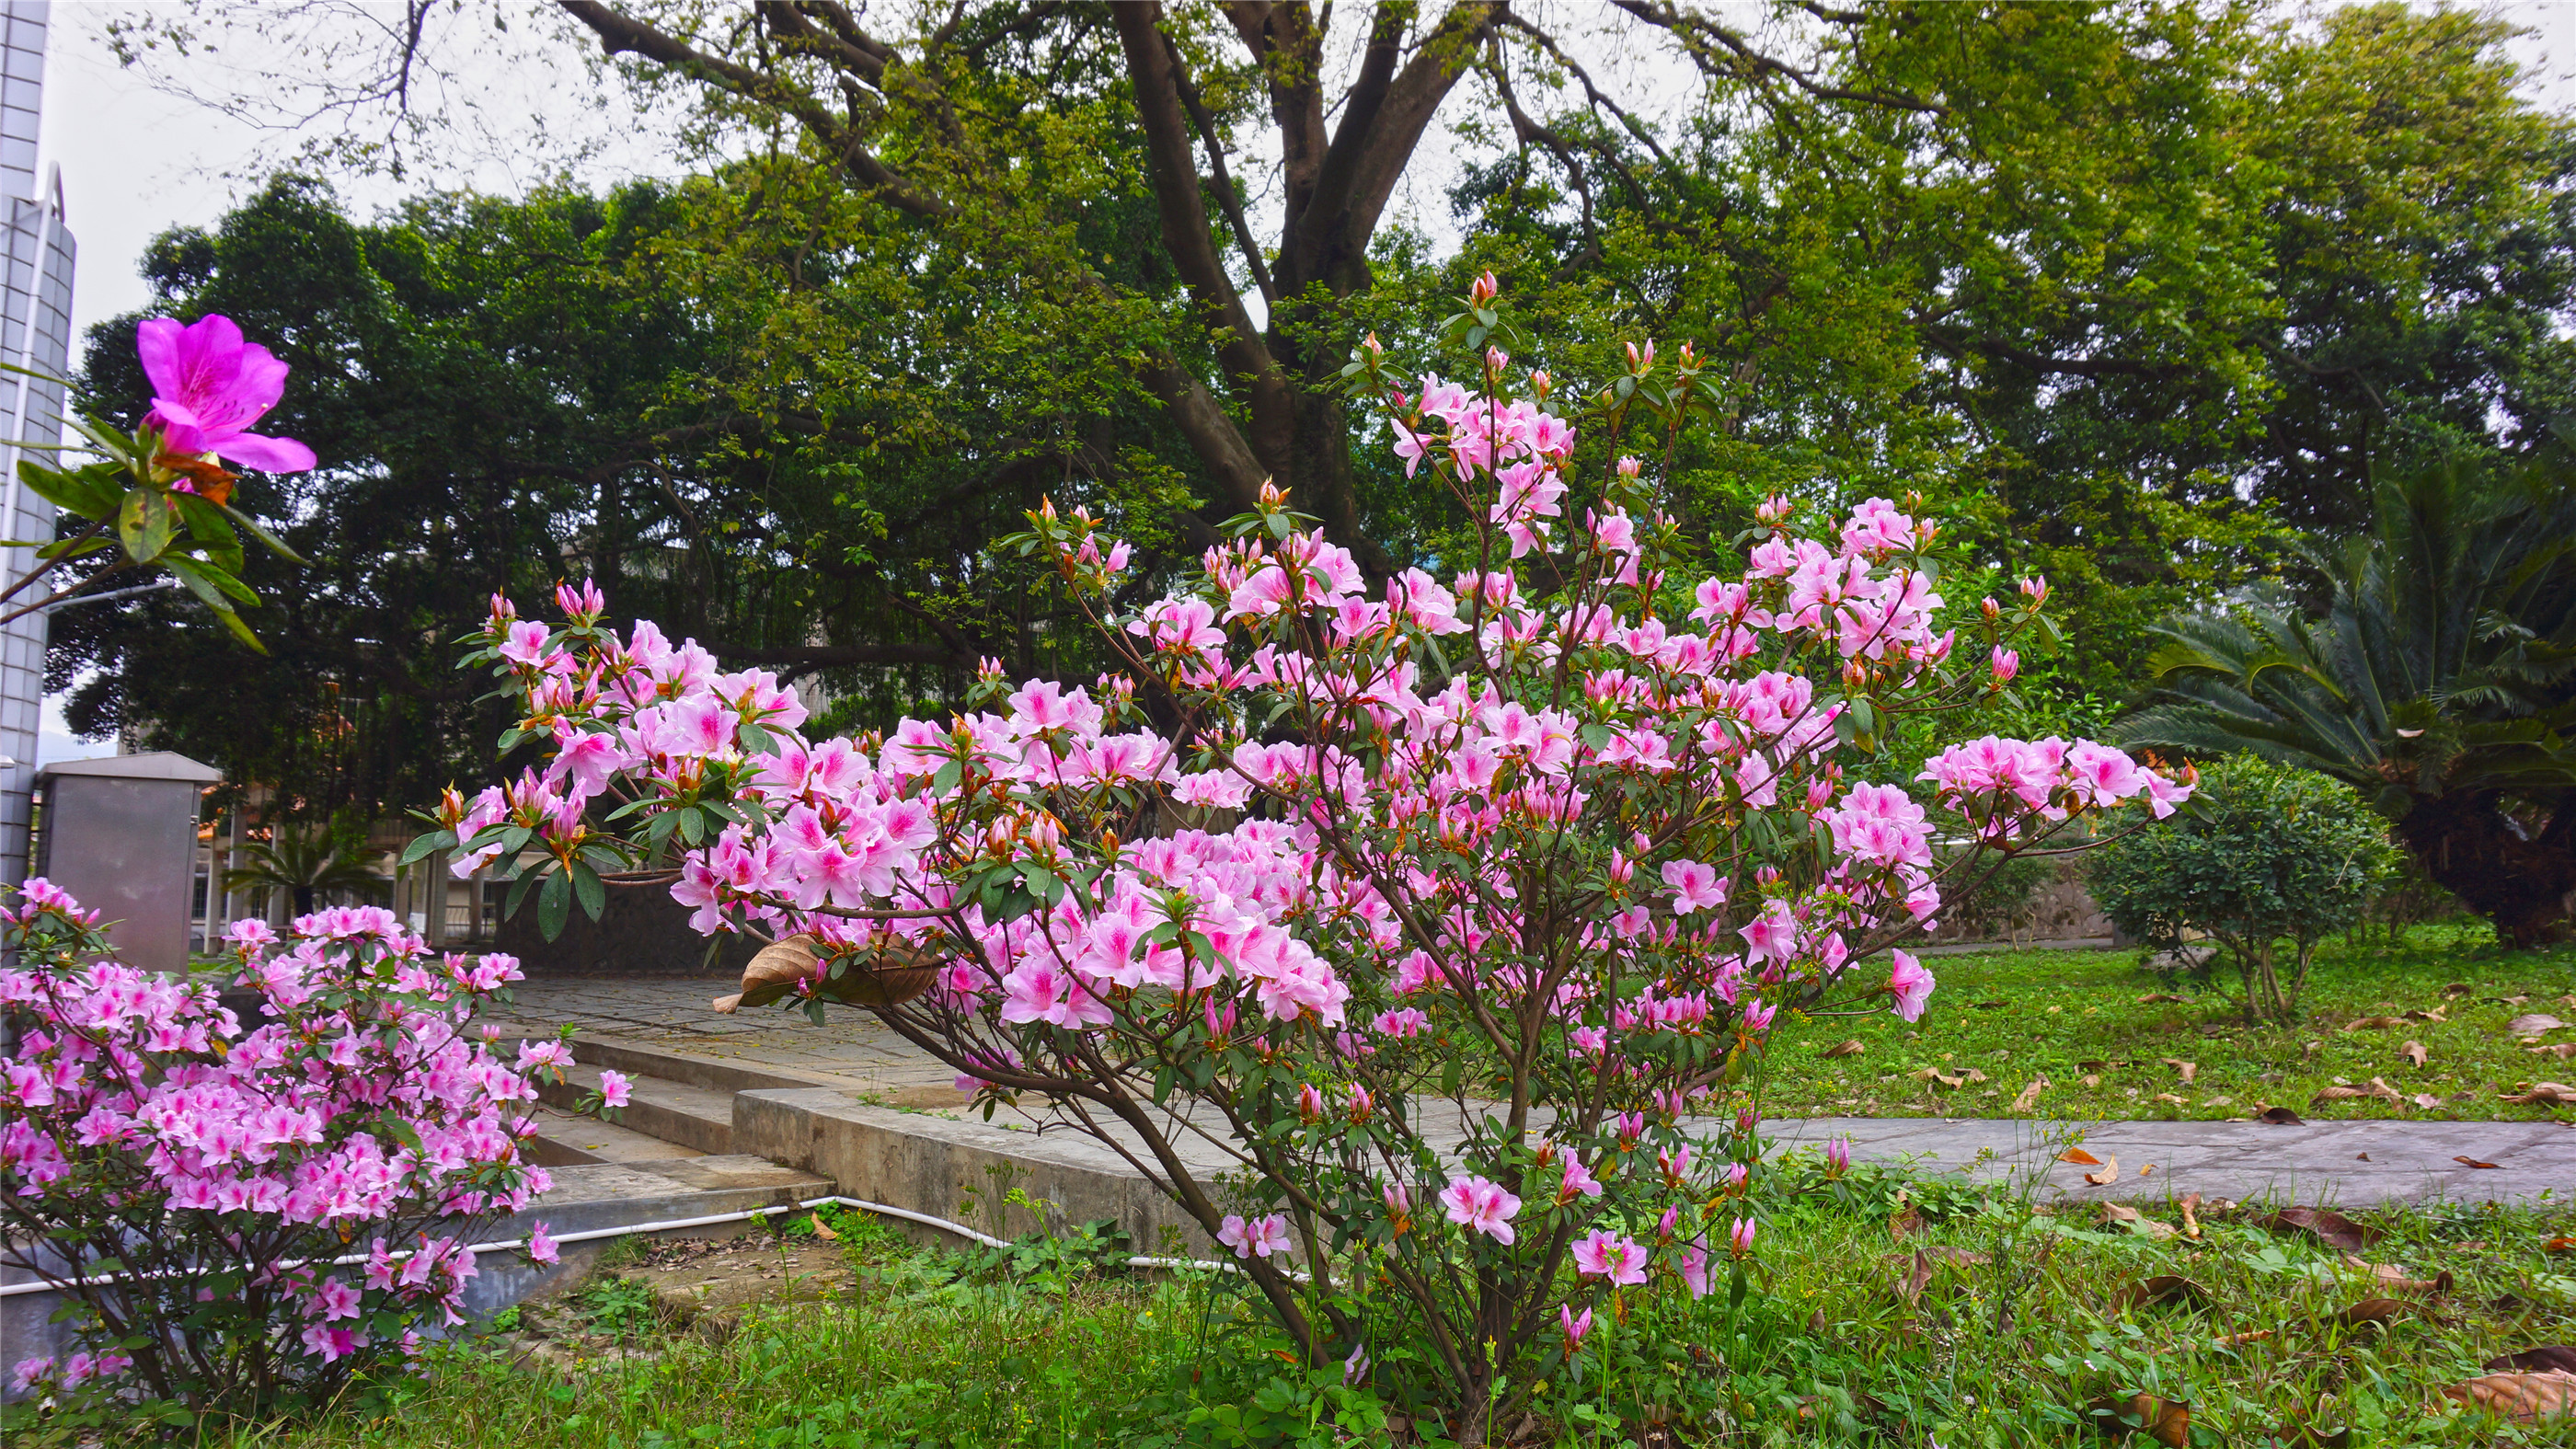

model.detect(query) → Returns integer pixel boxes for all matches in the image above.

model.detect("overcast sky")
[29,1,2576,762]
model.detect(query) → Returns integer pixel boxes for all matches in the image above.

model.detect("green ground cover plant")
[1761,927,2576,1122]
[42,1180,2570,1448]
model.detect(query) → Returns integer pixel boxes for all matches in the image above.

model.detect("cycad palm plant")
[2120,454,2576,945]
[220,824,385,919]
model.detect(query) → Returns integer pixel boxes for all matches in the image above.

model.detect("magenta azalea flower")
[136,314,316,474]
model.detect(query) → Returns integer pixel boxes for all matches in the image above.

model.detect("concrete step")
[523,1103,705,1167]
[537,1062,736,1156]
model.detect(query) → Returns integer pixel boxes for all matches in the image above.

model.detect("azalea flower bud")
[1469,270,1500,307]
[1990,647,2020,686]
[2019,574,2050,607]
[1559,1304,1593,1347]
[1362,331,1384,359]
[1616,455,1642,479]
[1529,369,1551,398]
[1728,1217,1757,1259]
[1485,345,1510,376]
[1825,1135,1853,1178]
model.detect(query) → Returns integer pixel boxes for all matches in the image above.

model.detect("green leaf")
[118,488,175,563]
[538,868,572,941]
[398,830,458,866]
[569,859,606,922]
[17,457,117,518]
[218,500,305,564]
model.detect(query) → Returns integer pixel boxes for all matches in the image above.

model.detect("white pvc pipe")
[0,1195,1253,1300]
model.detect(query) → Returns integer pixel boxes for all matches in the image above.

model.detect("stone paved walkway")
[499,978,2573,1207]
[495,977,959,1098]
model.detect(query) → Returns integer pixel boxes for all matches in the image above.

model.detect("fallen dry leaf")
[2501,1082,2576,1106]
[2442,982,2471,996]
[2508,1014,2569,1036]
[2085,1154,2122,1186]
[2179,1193,2202,1239]
[2059,1145,2105,1166]
[1890,1204,1923,1241]
[2439,1370,2576,1424]
[2082,1073,2104,1088]
[1913,1067,1966,1089]
[2547,1236,2576,1253]
[1964,1067,1990,1085]
[2410,1094,2443,1109]
[2530,1042,2576,1060]
[2402,1041,2427,1068]
[2340,1255,2455,1295]
[809,1213,839,1240]
[2403,1006,2446,1023]
[1893,1248,1934,1305]
[2139,1163,2156,1178]
[2342,1015,2407,1031]
[2203,1096,2232,1107]
[2088,1393,2191,1448]
[2214,1328,2275,1348]
[2111,1275,2210,1313]
[2488,1348,2576,1375]
[2160,1057,2199,1084]
[2155,1093,2191,1107]
[2260,1206,2383,1253]
[2257,1105,2306,1125]
[2136,993,2188,1005]
[2334,1297,2407,1327]
[2455,1156,2502,1169]
[1823,1039,1865,1058]
[2102,1202,2179,1240]
[2010,1077,2048,1113]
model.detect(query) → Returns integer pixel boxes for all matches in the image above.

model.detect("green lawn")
[75,1180,2574,1448]
[1759,926,2576,1122]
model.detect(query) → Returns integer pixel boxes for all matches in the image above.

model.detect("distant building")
[0,0,75,888]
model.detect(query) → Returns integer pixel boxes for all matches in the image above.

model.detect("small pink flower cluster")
[0,886,557,1411]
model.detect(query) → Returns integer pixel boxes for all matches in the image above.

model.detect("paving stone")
[495,979,2576,1209]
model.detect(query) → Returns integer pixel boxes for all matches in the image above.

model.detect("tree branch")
[1608,0,1944,115]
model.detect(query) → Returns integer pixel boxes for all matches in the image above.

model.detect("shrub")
[420,285,2189,1430]
[2087,755,2400,1022]
[0,885,562,1427]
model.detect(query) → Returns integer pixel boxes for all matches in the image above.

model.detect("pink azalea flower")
[527,1221,560,1266]
[596,1070,634,1110]
[135,315,316,473]
[1571,1229,1649,1286]
[1676,1237,1712,1298]
[1437,1173,1521,1245]
[1216,1212,1292,1259]
[1888,949,1936,1023]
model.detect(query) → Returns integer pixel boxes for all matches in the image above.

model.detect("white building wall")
[0,2,74,886]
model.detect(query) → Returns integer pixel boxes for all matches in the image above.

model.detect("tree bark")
[2396,791,2576,948]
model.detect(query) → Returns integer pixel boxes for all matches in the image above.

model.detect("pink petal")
[134,318,187,399]
[216,431,316,474]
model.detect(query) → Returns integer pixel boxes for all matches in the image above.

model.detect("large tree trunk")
[2396,790,2576,949]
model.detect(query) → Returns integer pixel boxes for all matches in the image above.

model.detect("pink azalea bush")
[429,287,2185,1422]
[0,884,560,1420]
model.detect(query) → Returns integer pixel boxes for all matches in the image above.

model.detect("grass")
[1759,925,2576,1122]
[28,1177,2570,1449]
